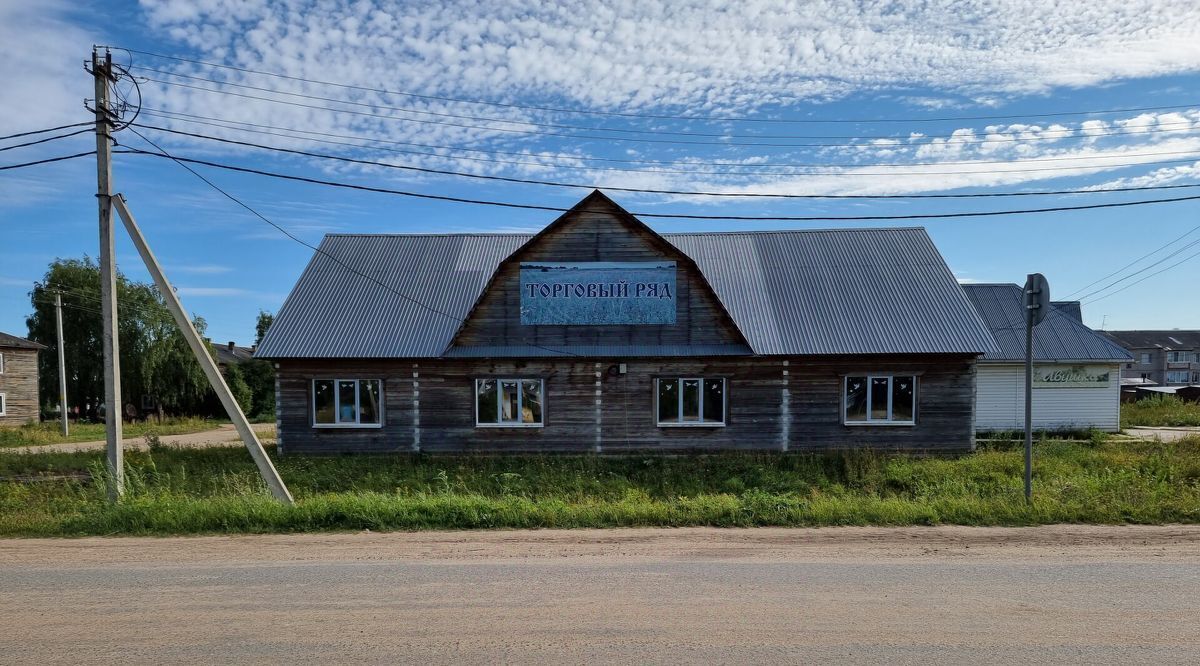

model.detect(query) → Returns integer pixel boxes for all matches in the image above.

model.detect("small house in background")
[0,331,46,425]
[963,285,1131,431]
[211,340,256,370]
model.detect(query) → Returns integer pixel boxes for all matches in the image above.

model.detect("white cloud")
[136,0,1200,112]
[175,286,250,297]
[171,263,234,274]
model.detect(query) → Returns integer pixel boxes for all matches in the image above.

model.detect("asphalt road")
[2,526,1198,664]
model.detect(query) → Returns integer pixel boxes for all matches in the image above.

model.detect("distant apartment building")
[1102,330,1200,386]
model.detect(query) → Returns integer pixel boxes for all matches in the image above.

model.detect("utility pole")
[54,292,68,437]
[93,48,123,500]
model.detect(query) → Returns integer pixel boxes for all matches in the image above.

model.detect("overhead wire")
[0,151,97,171]
[136,110,1200,174]
[116,146,1200,221]
[131,122,1200,199]
[0,122,93,142]
[130,66,1200,142]
[123,126,580,358]
[1061,223,1200,299]
[136,76,1200,149]
[109,46,1200,125]
[1082,246,1200,304]
[0,129,92,152]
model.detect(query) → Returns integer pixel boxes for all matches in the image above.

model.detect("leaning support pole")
[112,194,294,504]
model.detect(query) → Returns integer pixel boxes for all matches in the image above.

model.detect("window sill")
[658,422,726,428]
[476,423,545,429]
[313,423,383,429]
[843,421,916,427]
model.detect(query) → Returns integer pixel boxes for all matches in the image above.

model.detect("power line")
[138,77,1200,149]
[0,122,93,142]
[138,109,1200,174]
[111,46,1200,125]
[0,151,97,171]
[1061,223,1200,299]
[1071,234,1200,302]
[116,146,1200,221]
[123,127,579,358]
[0,129,92,152]
[131,66,1200,143]
[1082,246,1200,305]
[133,122,1200,199]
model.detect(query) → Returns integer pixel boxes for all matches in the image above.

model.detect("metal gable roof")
[668,228,998,356]
[257,226,999,359]
[0,332,45,350]
[962,284,1132,362]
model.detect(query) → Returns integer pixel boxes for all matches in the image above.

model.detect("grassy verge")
[2,435,1199,536]
[0,417,228,449]
[1122,395,1200,428]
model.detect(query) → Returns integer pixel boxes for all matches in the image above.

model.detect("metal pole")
[1024,304,1034,504]
[112,194,294,504]
[93,48,123,500]
[55,292,69,437]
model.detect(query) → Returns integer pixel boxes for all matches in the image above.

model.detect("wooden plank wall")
[452,199,745,349]
[276,354,977,454]
[0,348,41,425]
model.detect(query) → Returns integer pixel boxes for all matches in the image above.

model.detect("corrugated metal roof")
[444,343,753,358]
[669,228,997,356]
[962,284,1131,362]
[0,331,45,350]
[1102,330,1200,350]
[1050,300,1082,322]
[258,226,999,359]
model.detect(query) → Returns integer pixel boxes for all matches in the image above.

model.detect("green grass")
[2,435,1199,536]
[0,417,227,449]
[1122,395,1200,428]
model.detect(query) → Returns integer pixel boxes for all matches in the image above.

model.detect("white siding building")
[964,285,1131,432]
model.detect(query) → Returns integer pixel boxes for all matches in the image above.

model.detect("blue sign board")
[519,262,677,325]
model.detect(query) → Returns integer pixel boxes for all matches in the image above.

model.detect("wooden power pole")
[55,292,69,437]
[92,48,123,500]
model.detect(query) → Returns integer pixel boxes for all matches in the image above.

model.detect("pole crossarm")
[111,194,294,504]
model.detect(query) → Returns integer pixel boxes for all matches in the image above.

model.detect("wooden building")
[0,332,46,426]
[257,191,999,455]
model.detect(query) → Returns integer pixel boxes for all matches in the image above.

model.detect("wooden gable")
[449,191,748,353]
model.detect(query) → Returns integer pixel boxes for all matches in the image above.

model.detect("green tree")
[26,258,214,419]
[222,363,254,415]
[254,310,274,346]
[240,357,276,420]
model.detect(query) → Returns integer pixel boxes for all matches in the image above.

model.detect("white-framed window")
[311,378,382,428]
[476,378,544,427]
[844,375,917,426]
[656,377,726,426]
[1139,353,1152,364]
[0,392,6,416]
[1166,371,1190,384]
[0,352,5,374]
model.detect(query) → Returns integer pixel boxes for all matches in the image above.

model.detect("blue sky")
[3,0,1200,346]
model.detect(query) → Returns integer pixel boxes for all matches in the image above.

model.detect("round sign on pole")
[1024,273,1050,326]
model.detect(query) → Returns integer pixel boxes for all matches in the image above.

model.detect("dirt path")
[1125,426,1200,442]
[4,524,1199,565]
[2,526,1197,664]
[10,422,275,454]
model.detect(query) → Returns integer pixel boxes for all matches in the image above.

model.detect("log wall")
[276,354,977,454]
